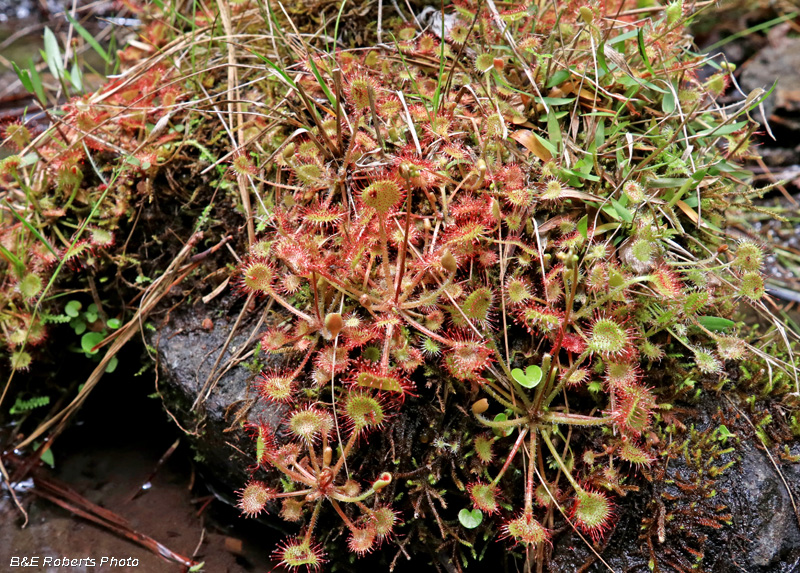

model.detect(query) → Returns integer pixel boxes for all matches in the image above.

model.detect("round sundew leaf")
[354,370,403,393]
[18,273,43,299]
[458,508,483,529]
[475,53,494,73]
[10,350,32,370]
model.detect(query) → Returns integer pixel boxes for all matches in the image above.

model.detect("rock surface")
[739,25,800,133]
[151,299,285,492]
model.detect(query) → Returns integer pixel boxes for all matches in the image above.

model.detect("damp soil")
[0,348,281,572]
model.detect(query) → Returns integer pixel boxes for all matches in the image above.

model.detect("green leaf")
[107,318,121,329]
[43,27,65,81]
[248,49,299,91]
[65,12,110,63]
[717,424,734,442]
[189,563,205,572]
[2,199,60,259]
[594,120,605,148]
[40,447,55,468]
[608,29,639,46]
[662,89,676,114]
[611,198,634,223]
[697,316,735,332]
[306,56,336,108]
[596,42,609,75]
[637,27,657,78]
[492,413,514,437]
[532,132,558,157]
[71,319,86,335]
[535,96,575,105]
[577,214,589,240]
[511,365,542,388]
[65,300,82,317]
[105,354,119,373]
[0,243,25,276]
[693,120,748,138]
[458,508,483,529]
[547,110,562,152]
[546,69,571,88]
[69,61,82,91]
[561,167,600,182]
[81,331,104,355]
[12,62,34,93]
[28,60,46,103]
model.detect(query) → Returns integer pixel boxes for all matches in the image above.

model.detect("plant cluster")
[0,12,179,375]
[221,0,784,569]
[1,0,792,570]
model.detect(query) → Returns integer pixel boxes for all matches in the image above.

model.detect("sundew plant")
[224,0,783,569]
[0,0,792,571]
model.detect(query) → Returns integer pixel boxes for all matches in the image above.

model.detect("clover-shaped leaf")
[511,365,542,388]
[458,508,483,529]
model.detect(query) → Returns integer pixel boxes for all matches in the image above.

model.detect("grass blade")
[65,13,110,64]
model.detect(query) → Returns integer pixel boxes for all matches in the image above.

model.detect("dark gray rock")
[729,446,800,571]
[740,29,800,128]
[150,299,286,491]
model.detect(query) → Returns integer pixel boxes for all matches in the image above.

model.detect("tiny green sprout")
[492,413,514,437]
[717,425,734,443]
[511,365,542,388]
[65,300,82,318]
[458,507,483,529]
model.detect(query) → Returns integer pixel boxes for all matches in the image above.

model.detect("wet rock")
[149,299,285,492]
[730,446,800,571]
[740,25,800,130]
[550,398,800,572]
